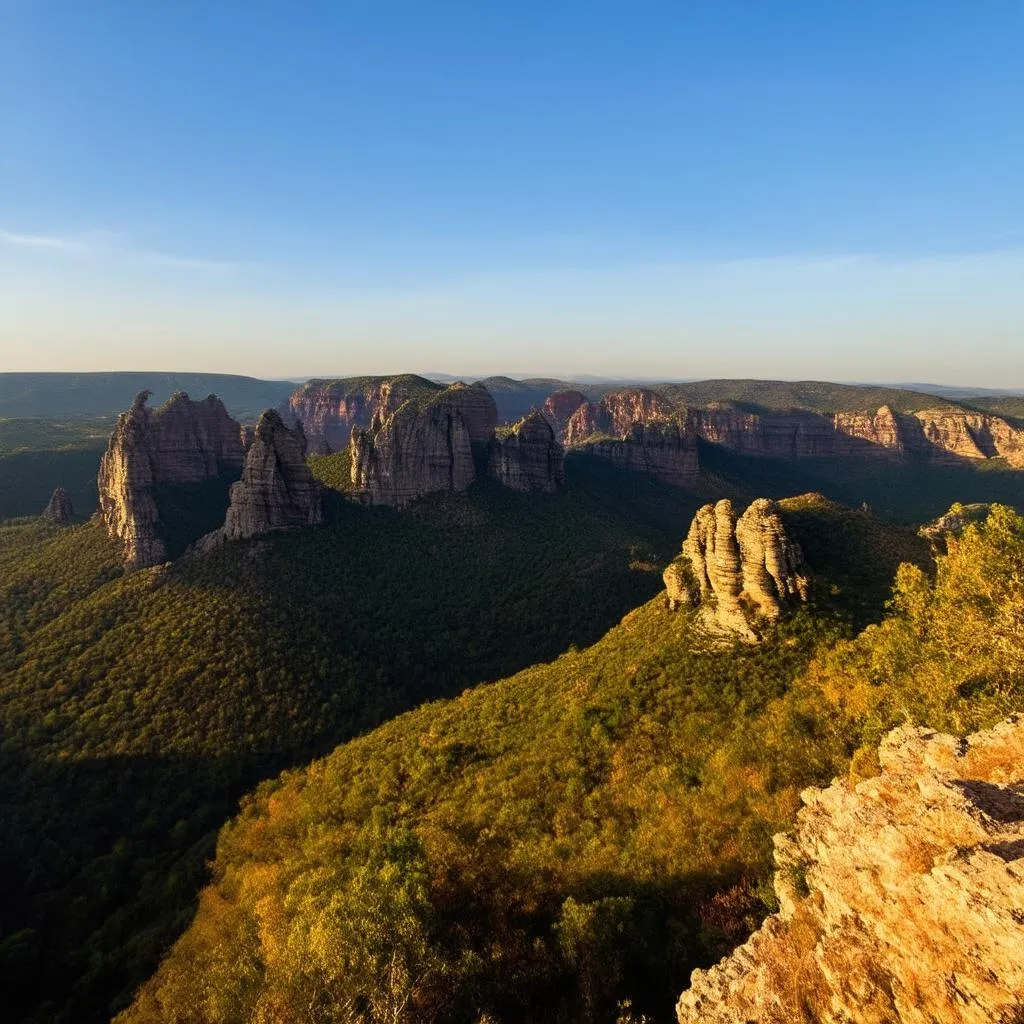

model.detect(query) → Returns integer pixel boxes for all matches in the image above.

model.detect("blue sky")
[2,1,1022,383]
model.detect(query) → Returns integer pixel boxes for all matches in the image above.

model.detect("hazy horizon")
[3,3,1022,385]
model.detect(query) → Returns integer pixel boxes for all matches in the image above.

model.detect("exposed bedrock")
[98,391,245,568]
[666,498,809,640]
[582,420,699,487]
[563,388,677,446]
[349,389,479,506]
[221,411,323,540]
[487,411,564,492]
[41,487,74,524]
[676,717,1024,1024]
[541,389,588,435]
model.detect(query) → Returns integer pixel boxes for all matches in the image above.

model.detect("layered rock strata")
[676,717,1024,1024]
[98,391,245,568]
[287,375,444,453]
[563,388,677,447]
[41,487,73,524]
[583,421,699,487]
[665,498,809,640]
[221,411,323,540]
[541,389,588,435]
[487,411,564,492]
[348,386,489,506]
[548,385,1024,467]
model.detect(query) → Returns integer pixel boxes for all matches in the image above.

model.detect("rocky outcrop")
[349,387,478,506]
[287,375,444,453]
[563,388,677,447]
[676,717,1024,1024]
[667,498,809,639]
[41,487,73,524]
[220,411,323,540]
[583,421,699,486]
[98,391,245,568]
[911,409,1024,466]
[542,389,588,434]
[487,411,564,492]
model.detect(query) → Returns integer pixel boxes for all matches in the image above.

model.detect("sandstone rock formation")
[563,388,677,446]
[547,384,1024,468]
[348,387,478,506]
[541,389,588,435]
[41,487,73,524]
[583,421,699,487]
[487,411,564,492]
[287,375,444,453]
[98,391,245,568]
[676,717,1024,1024]
[666,498,809,639]
[221,411,323,540]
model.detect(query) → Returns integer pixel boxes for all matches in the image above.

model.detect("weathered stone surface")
[487,411,564,492]
[542,389,588,434]
[663,558,696,611]
[287,375,442,453]
[221,411,323,540]
[911,409,1024,466]
[41,487,73,524]
[583,421,699,486]
[676,498,808,640]
[919,502,995,553]
[563,388,678,446]
[98,391,245,568]
[349,388,477,506]
[676,717,1024,1024]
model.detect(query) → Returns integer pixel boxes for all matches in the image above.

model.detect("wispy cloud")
[0,227,240,271]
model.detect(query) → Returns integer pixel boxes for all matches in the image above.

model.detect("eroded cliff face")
[676,717,1024,1024]
[584,421,699,487]
[563,389,677,446]
[349,387,478,506]
[98,391,245,568]
[41,487,73,524]
[548,385,1024,467]
[287,376,442,453]
[542,389,588,435]
[221,411,323,540]
[666,498,809,640]
[487,411,564,492]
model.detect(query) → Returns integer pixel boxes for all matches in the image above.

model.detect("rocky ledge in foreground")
[664,498,809,641]
[677,717,1024,1024]
[41,487,73,524]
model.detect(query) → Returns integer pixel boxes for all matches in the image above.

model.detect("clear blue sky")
[2,1,1022,383]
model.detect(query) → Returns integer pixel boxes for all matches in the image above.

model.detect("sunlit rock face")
[668,498,809,640]
[348,386,484,507]
[222,411,323,540]
[487,411,564,493]
[41,487,73,524]
[563,388,678,447]
[98,391,245,568]
[541,389,588,436]
[676,717,1024,1024]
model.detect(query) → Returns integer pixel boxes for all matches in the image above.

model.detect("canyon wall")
[98,391,245,568]
[676,717,1024,1024]
[348,385,488,506]
[487,411,564,492]
[665,498,809,640]
[41,487,73,524]
[583,421,699,487]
